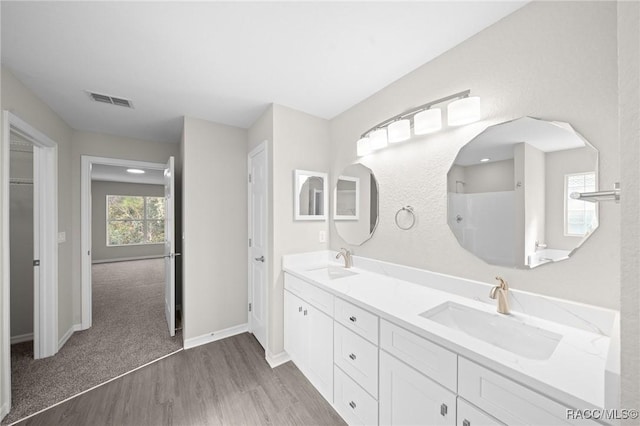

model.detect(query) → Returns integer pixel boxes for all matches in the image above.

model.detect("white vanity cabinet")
[283,275,334,404]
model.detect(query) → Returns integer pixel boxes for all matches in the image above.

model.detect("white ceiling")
[1,1,527,144]
[92,164,165,185]
[453,117,589,166]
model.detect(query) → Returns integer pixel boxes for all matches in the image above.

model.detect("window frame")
[563,171,597,237]
[105,194,165,247]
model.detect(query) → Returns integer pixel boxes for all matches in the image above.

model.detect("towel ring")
[395,205,416,231]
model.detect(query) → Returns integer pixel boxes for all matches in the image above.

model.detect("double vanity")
[282,251,619,426]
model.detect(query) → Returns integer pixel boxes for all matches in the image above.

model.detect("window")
[564,172,597,237]
[106,195,165,246]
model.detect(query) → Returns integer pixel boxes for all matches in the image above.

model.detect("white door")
[164,156,176,337]
[248,143,267,349]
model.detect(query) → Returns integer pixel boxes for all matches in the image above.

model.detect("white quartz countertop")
[284,261,612,411]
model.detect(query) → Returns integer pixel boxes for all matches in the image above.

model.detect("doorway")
[1,111,59,419]
[248,141,268,351]
[80,155,177,337]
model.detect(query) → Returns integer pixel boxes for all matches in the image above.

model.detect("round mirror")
[447,116,598,269]
[333,163,379,246]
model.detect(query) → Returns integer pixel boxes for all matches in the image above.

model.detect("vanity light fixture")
[356,89,480,157]
[126,168,145,174]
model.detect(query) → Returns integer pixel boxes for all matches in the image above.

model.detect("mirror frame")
[293,169,328,221]
[334,175,360,221]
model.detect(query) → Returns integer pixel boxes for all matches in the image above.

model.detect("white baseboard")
[58,323,82,349]
[266,350,290,368]
[10,333,33,345]
[184,323,248,350]
[92,255,164,264]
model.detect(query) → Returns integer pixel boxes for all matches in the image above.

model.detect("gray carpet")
[4,258,183,425]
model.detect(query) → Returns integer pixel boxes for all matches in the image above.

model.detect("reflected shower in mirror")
[334,164,379,245]
[447,117,598,269]
[294,169,328,220]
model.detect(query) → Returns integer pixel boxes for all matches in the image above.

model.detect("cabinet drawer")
[335,297,379,344]
[334,323,378,398]
[380,319,457,392]
[284,273,333,316]
[457,398,504,426]
[334,366,378,426]
[458,358,599,425]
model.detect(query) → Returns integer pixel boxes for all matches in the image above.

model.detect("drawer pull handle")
[349,401,356,409]
[348,353,357,360]
[463,420,470,426]
[440,403,448,416]
[298,306,302,312]
[349,316,357,322]
[303,309,307,316]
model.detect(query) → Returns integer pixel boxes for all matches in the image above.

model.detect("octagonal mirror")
[447,116,598,269]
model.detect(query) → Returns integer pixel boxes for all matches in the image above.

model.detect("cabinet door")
[304,305,334,403]
[380,351,456,426]
[284,290,306,367]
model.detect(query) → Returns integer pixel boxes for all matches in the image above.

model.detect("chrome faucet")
[489,276,510,315]
[336,248,353,269]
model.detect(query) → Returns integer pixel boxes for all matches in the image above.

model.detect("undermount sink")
[307,265,358,280]
[420,302,561,360]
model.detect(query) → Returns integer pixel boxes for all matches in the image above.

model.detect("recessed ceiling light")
[127,168,145,174]
[480,158,491,163]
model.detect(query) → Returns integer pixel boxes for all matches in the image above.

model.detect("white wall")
[70,131,177,327]
[618,0,640,416]
[91,181,164,262]
[181,116,248,341]
[329,1,619,309]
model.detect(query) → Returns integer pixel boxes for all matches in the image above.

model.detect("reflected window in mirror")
[565,172,597,237]
[294,169,328,221]
[335,176,360,220]
[333,164,379,245]
[447,116,599,269]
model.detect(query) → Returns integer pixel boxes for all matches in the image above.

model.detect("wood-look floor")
[16,333,345,426]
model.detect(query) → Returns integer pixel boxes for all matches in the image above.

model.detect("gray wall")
[9,137,33,339]
[91,181,164,262]
[329,1,620,309]
[181,116,248,342]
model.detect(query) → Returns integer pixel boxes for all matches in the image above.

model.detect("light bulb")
[369,128,388,150]
[356,137,371,157]
[388,119,411,143]
[447,96,481,126]
[414,108,442,135]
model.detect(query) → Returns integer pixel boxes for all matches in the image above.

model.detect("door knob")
[254,256,265,262]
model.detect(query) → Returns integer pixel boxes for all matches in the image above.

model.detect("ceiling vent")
[87,91,134,108]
